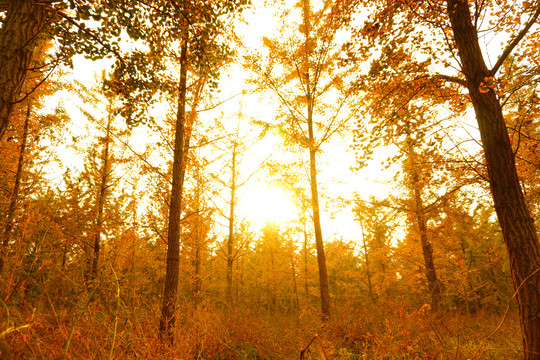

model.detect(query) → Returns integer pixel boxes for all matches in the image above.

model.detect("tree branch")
[489,3,540,77]
[432,73,467,87]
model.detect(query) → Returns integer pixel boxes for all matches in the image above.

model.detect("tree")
[250,0,359,318]
[355,90,462,312]
[181,154,216,303]
[104,0,249,343]
[432,194,513,313]
[356,0,540,356]
[399,119,446,314]
[354,197,396,303]
[209,117,263,304]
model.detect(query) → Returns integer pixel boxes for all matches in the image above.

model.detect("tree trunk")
[302,0,331,319]
[193,239,201,297]
[290,252,300,310]
[159,36,188,345]
[303,222,309,306]
[360,222,375,303]
[0,101,30,273]
[308,122,331,318]
[193,170,202,303]
[412,176,441,314]
[0,0,47,140]
[91,111,112,280]
[306,85,331,317]
[270,245,277,309]
[226,143,237,304]
[447,1,540,358]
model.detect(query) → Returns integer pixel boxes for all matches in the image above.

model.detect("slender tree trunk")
[411,175,441,314]
[0,0,47,141]
[0,102,30,273]
[193,230,201,302]
[235,260,240,303]
[308,143,331,318]
[91,111,112,280]
[303,222,309,306]
[193,171,202,303]
[226,142,237,304]
[238,258,244,303]
[290,252,300,310]
[447,2,540,358]
[265,266,271,310]
[403,122,442,313]
[360,222,375,303]
[159,36,188,345]
[302,0,331,318]
[270,245,277,309]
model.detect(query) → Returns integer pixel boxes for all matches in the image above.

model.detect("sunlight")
[238,184,298,225]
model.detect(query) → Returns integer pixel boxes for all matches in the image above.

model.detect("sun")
[238,184,298,226]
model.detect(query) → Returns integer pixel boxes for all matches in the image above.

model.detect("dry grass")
[0,294,522,359]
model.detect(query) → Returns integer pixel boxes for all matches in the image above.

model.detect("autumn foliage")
[1,0,540,359]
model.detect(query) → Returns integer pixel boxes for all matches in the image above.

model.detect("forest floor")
[1,296,522,360]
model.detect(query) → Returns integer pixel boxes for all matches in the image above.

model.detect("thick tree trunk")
[0,102,30,273]
[447,1,540,358]
[159,37,188,345]
[91,112,112,280]
[0,0,47,140]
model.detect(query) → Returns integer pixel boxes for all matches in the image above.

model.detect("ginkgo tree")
[209,117,263,304]
[354,0,540,356]
[248,0,360,318]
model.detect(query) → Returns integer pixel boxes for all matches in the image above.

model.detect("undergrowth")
[1,296,522,359]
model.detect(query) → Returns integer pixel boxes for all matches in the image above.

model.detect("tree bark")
[447,1,540,358]
[159,36,188,345]
[0,0,47,141]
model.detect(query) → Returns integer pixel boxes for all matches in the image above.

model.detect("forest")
[1,0,540,359]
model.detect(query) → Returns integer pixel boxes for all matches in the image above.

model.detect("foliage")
[1,0,537,358]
